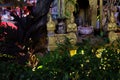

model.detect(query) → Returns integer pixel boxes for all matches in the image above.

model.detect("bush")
[0,38,120,80]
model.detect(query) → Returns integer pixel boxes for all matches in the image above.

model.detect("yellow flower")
[81,50,84,55]
[70,49,77,57]
[96,53,102,58]
[81,64,84,67]
[96,48,106,58]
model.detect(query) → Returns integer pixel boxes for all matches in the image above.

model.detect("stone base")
[48,46,57,51]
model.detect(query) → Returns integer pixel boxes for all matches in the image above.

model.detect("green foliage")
[0,38,120,80]
[0,61,33,80]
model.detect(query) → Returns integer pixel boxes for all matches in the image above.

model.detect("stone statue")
[67,14,77,32]
[107,12,118,43]
[107,12,118,31]
[108,31,118,43]
[66,14,77,45]
[65,0,77,18]
[67,32,77,45]
[47,14,56,33]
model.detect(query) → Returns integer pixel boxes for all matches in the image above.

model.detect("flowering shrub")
[0,38,120,80]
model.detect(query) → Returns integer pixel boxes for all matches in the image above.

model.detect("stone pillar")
[47,14,57,51]
[99,0,103,30]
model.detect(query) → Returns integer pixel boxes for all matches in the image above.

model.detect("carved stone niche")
[76,0,97,27]
[89,0,97,27]
[55,18,66,34]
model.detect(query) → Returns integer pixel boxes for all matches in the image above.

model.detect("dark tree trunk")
[23,0,54,54]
